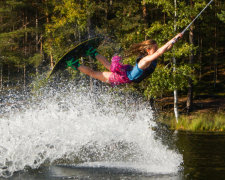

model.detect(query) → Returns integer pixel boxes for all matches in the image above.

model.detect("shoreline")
[155,95,225,132]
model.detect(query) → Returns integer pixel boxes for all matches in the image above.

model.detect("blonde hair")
[127,39,157,56]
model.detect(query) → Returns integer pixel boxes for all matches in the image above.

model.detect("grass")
[158,112,225,132]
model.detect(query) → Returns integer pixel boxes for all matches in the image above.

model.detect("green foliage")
[143,64,195,99]
[175,113,225,132]
[29,53,43,68]
[43,0,98,62]
[217,10,225,23]
[159,112,225,132]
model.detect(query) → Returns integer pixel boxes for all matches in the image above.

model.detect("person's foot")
[85,46,99,59]
[66,57,80,70]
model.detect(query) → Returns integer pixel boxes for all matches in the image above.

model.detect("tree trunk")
[25,16,28,52]
[173,0,179,121]
[7,64,10,87]
[44,0,54,71]
[40,34,43,63]
[0,63,2,90]
[87,16,93,90]
[23,64,26,90]
[36,9,39,74]
[36,10,39,52]
[0,17,2,90]
[17,66,20,84]
[44,0,50,70]
[213,1,218,88]
[23,12,28,90]
[187,24,194,113]
[198,36,202,81]
[143,2,149,40]
[50,52,54,69]
[40,36,43,54]
[44,0,49,23]
[78,27,81,42]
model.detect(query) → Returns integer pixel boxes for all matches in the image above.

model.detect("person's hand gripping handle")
[172,33,183,44]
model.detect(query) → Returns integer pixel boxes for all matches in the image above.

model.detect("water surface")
[177,132,225,179]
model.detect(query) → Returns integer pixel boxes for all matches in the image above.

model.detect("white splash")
[0,82,182,177]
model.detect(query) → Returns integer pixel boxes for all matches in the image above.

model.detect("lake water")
[177,132,225,179]
[0,82,225,179]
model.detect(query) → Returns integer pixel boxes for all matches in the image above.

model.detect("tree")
[173,0,179,121]
[217,11,225,22]
[0,0,46,88]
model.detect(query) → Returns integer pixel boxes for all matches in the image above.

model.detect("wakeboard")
[49,36,103,77]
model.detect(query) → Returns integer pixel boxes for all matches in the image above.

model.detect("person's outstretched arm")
[138,33,183,69]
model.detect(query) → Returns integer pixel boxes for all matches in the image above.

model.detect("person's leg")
[78,65,112,83]
[95,54,111,71]
[85,47,111,70]
[66,56,112,83]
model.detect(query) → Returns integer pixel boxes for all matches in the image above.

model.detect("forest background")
[0,0,225,130]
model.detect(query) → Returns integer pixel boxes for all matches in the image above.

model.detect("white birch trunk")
[173,0,179,122]
[36,10,39,75]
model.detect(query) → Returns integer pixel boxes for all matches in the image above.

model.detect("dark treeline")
[0,0,224,112]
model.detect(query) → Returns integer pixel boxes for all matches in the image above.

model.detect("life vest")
[132,56,157,83]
